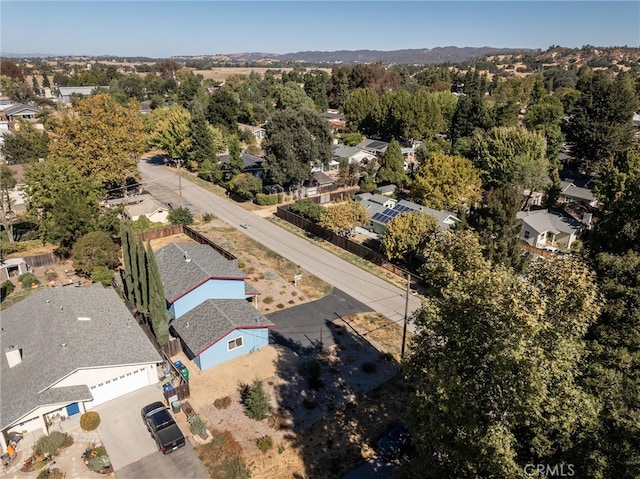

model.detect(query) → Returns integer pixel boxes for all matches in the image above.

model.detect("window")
[524,230,530,239]
[228,336,243,351]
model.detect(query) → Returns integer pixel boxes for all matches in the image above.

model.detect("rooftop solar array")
[371,204,416,224]
[367,141,388,150]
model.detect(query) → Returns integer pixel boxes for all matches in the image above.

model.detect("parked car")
[377,423,411,460]
[141,402,186,454]
[264,184,284,195]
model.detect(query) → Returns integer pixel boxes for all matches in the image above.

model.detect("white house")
[57,86,105,104]
[0,286,162,451]
[516,209,582,250]
[123,197,169,223]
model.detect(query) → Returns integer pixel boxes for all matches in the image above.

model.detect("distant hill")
[176,47,536,65]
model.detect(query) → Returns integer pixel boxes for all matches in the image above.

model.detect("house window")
[524,230,530,239]
[228,336,243,351]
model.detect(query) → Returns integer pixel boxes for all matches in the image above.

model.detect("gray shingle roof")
[517,209,582,235]
[171,299,274,355]
[154,243,248,302]
[124,197,166,217]
[0,285,161,430]
[560,181,595,202]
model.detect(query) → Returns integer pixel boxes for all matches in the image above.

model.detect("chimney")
[5,345,22,368]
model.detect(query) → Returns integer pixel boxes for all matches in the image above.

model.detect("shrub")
[257,435,273,453]
[202,213,214,223]
[267,414,285,431]
[36,431,67,456]
[91,266,113,286]
[1,280,15,300]
[276,303,285,309]
[168,207,194,225]
[362,361,377,374]
[214,396,232,409]
[88,455,111,472]
[254,193,279,206]
[80,411,101,431]
[262,296,274,304]
[71,231,120,275]
[17,272,40,290]
[263,271,279,280]
[44,270,58,281]
[244,379,270,420]
[237,261,246,269]
[188,414,207,436]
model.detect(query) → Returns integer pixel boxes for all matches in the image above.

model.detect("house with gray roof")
[0,286,162,451]
[516,209,583,250]
[558,181,599,208]
[57,86,105,104]
[366,198,460,235]
[154,243,272,370]
[2,102,41,122]
[332,144,373,166]
[123,196,168,223]
[218,152,265,179]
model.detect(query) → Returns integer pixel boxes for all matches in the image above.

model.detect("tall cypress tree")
[120,222,135,304]
[130,230,140,310]
[137,239,149,316]
[146,241,170,344]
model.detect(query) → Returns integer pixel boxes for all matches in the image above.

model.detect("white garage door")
[89,367,150,406]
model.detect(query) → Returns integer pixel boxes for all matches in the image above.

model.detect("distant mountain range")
[2,46,536,65]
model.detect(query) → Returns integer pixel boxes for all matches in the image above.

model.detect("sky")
[1,1,638,58]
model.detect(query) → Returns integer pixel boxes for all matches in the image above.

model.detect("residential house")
[2,103,41,122]
[219,152,265,179]
[123,196,169,223]
[154,243,273,371]
[238,123,267,141]
[516,209,582,250]
[0,286,162,450]
[355,193,397,219]
[357,138,389,156]
[57,86,104,104]
[558,181,599,208]
[321,110,346,132]
[332,144,374,166]
[374,185,397,197]
[362,197,459,235]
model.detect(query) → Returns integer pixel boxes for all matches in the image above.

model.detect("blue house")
[154,243,273,371]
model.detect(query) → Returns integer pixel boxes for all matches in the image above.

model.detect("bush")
[91,266,113,286]
[36,431,67,457]
[1,280,15,300]
[276,303,285,309]
[17,272,40,290]
[188,414,207,436]
[71,231,120,275]
[257,435,273,453]
[202,213,214,223]
[264,271,278,280]
[168,207,194,225]
[44,270,58,281]
[214,396,232,410]
[300,359,324,390]
[237,261,246,269]
[254,193,279,206]
[80,411,101,431]
[244,379,270,420]
[88,455,111,472]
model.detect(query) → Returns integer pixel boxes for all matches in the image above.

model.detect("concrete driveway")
[93,385,164,470]
[267,288,374,354]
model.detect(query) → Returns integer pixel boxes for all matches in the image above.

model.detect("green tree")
[146,240,170,344]
[289,198,325,222]
[304,71,329,112]
[145,104,192,161]
[410,152,482,211]
[277,81,316,111]
[402,247,600,478]
[318,200,370,235]
[168,207,194,225]
[0,119,49,164]
[468,187,528,272]
[244,379,270,421]
[565,70,638,172]
[380,211,439,263]
[262,108,332,186]
[0,165,17,242]
[48,93,145,187]
[472,126,549,193]
[120,222,135,304]
[207,87,239,132]
[343,88,379,135]
[376,139,407,186]
[71,231,120,276]
[224,135,244,183]
[136,239,149,315]
[187,101,220,169]
[229,173,262,200]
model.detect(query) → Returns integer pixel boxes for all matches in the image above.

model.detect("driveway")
[93,385,206,478]
[267,288,374,354]
[138,158,422,330]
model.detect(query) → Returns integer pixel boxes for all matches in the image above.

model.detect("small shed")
[0,258,27,281]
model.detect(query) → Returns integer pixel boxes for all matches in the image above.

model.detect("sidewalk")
[1,421,108,479]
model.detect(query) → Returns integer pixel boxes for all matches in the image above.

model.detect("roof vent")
[184,252,191,263]
[60,342,67,349]
[44,299,51,304]
[77,317,91,321]
[5,345,22,368]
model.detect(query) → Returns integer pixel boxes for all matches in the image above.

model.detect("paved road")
[138,159,421,329]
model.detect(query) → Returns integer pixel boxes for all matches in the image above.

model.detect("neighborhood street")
[137,158,422,330]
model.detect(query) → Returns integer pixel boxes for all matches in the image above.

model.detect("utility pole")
[177,159,183,208]
[401,269,410,359]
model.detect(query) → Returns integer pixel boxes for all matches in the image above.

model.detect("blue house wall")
[172,278,247,319]
[197,328,270,370]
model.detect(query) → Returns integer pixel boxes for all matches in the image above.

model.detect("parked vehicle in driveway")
[141,402,185,454]
[377,423,410,461]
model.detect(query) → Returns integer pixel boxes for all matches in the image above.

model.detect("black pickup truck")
[141,402,186,454]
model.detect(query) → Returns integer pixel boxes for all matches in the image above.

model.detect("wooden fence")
[276,205,414,281]
[23,252,59,268]
[520,242,553,258]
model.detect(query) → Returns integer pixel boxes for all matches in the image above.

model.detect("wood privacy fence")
[23,252,59,268]
[275,205,413,280]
